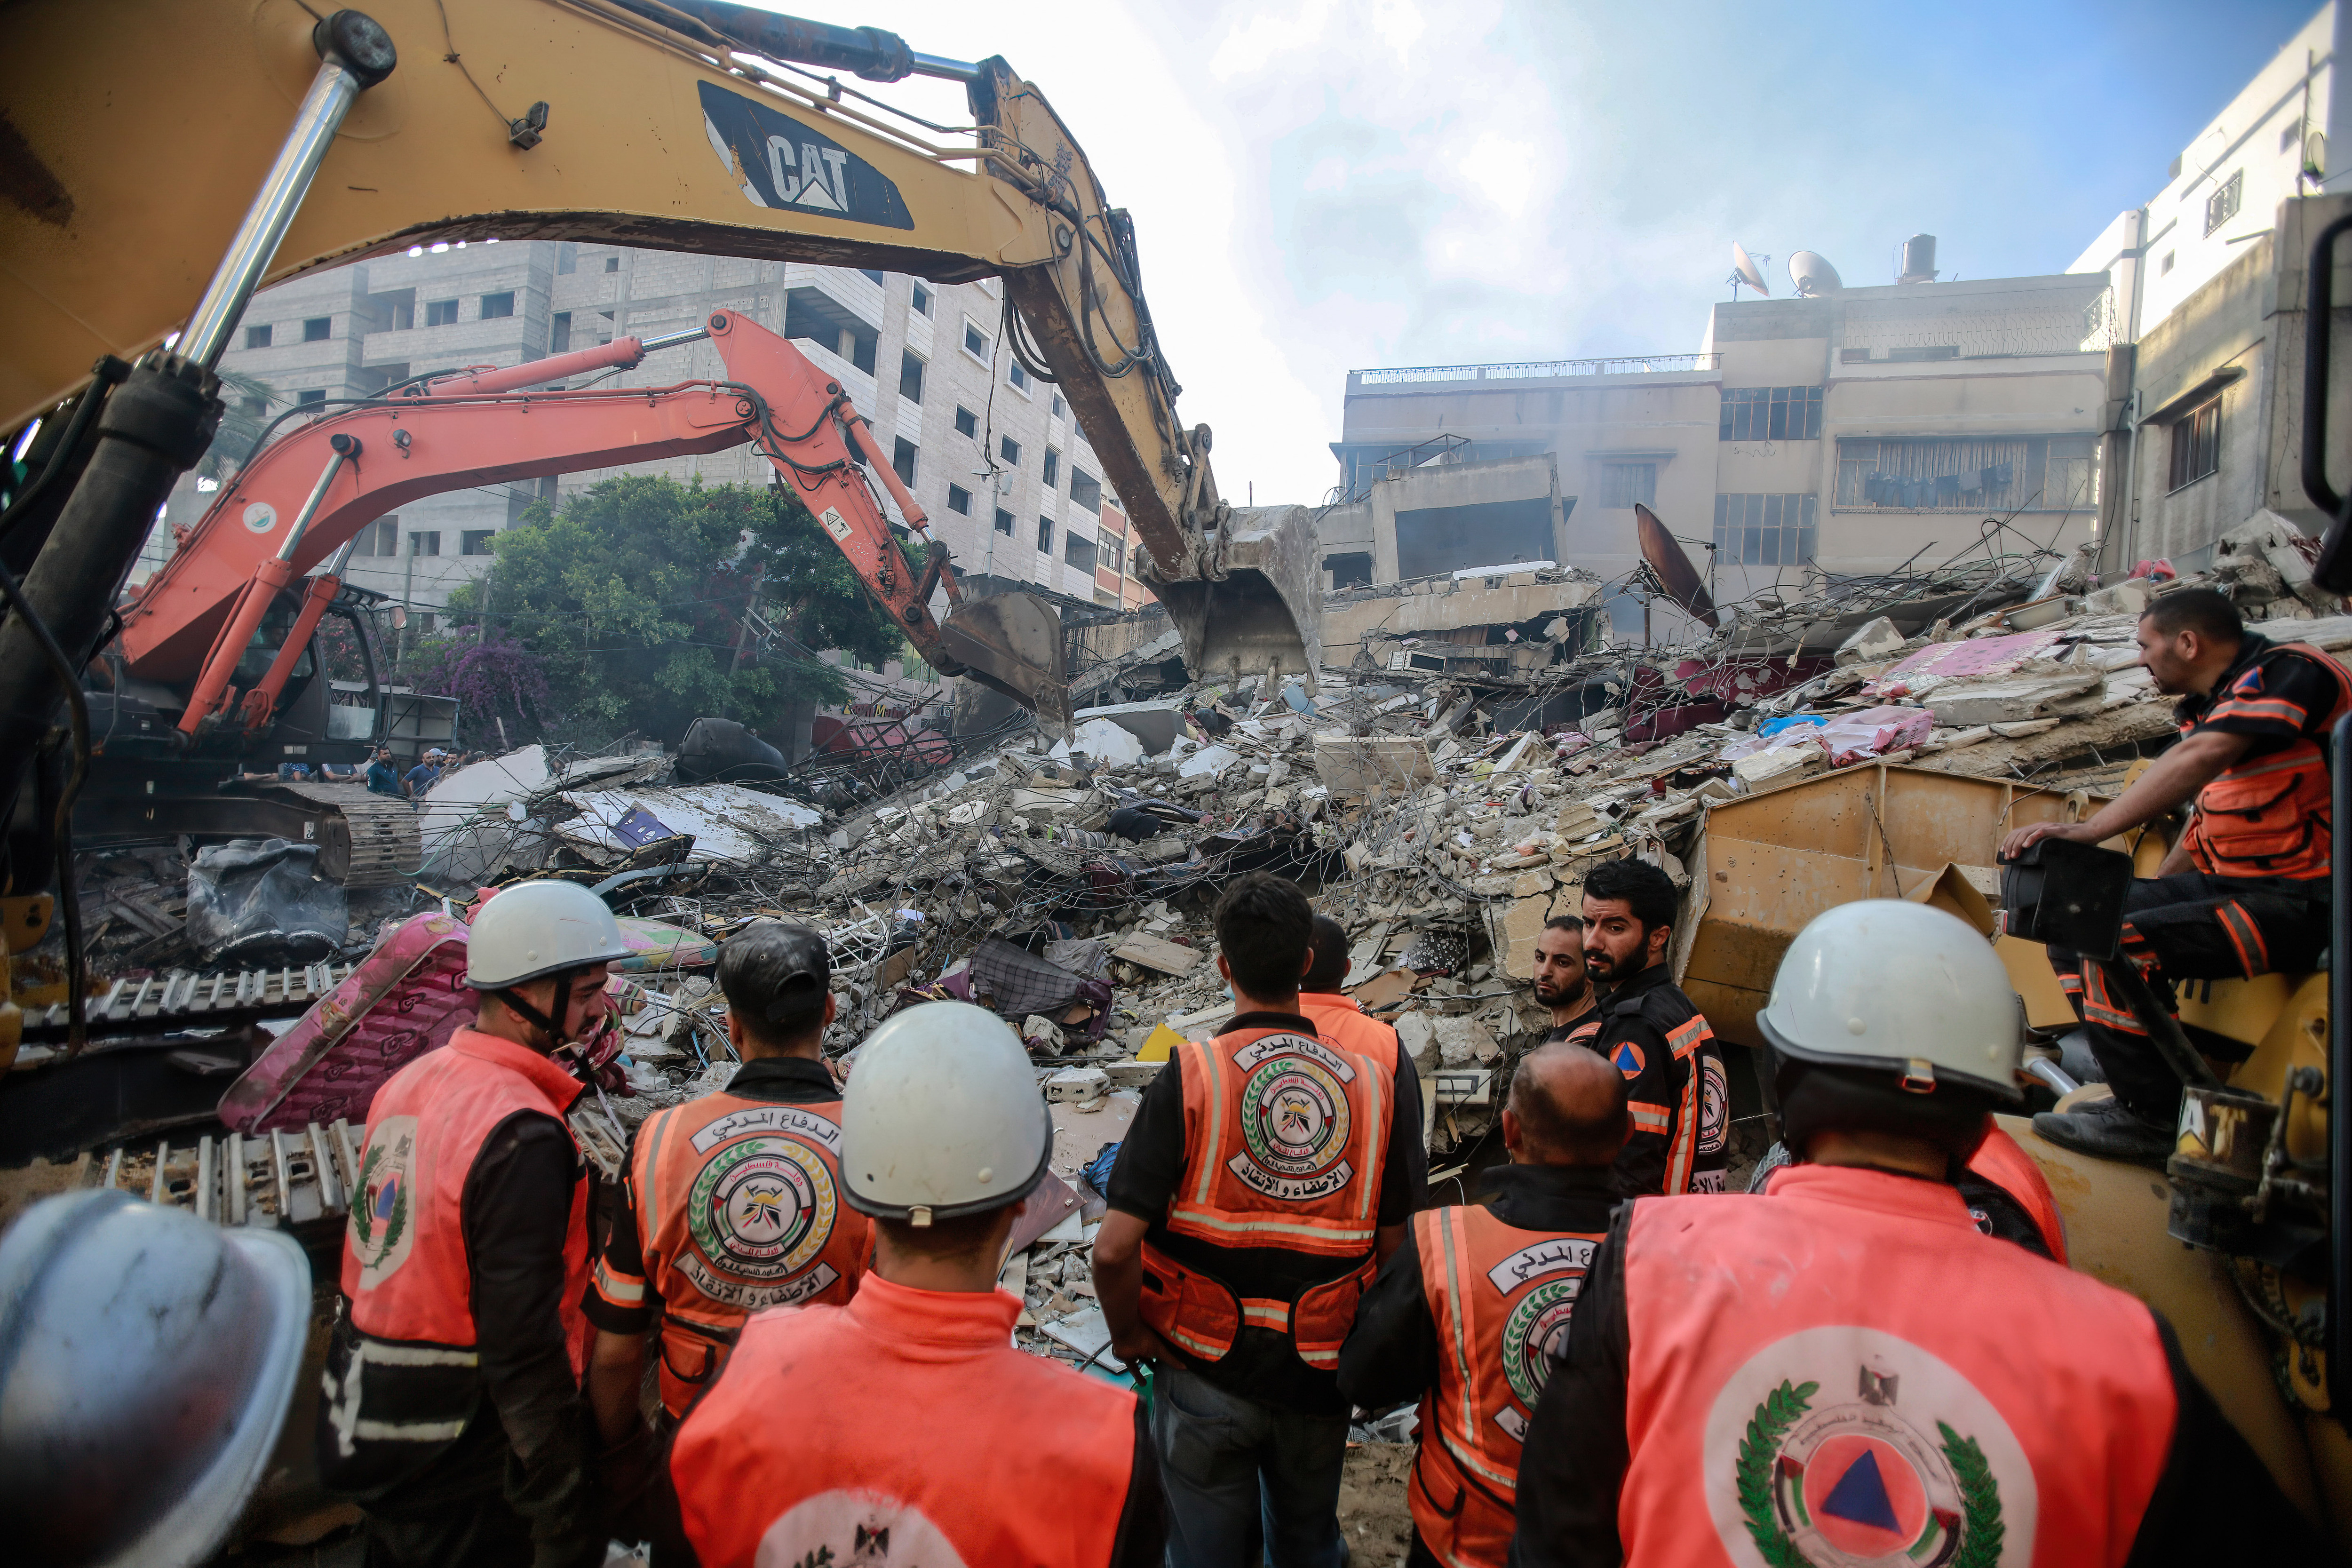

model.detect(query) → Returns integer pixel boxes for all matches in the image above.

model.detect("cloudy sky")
[850,0,2318,504]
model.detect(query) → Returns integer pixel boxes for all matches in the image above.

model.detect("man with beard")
[2001,589,2352,1165]
[1579,859,1726,1197]
[1532,916,1600,1047]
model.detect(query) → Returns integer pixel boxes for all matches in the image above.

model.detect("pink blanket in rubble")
[217,912,474,1133]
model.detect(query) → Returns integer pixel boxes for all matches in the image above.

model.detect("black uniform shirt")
[1107,1010,1427,1415]
[1586,965,1727,1199]
[2175,631,2343,760]
[1336,1162,1620,1413]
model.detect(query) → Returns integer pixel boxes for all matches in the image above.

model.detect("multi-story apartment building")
[148,239,1155,638]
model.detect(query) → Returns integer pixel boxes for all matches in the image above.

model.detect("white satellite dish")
[1788,250,1843,296]
[1729,242,1771,299]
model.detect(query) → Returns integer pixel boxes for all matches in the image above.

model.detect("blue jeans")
[1150,1362,1349,1568]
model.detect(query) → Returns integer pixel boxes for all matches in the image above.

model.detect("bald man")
[1337,1045,1628,1568]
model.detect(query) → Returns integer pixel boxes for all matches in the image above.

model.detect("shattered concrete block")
[1510,868,1555,898]
[1483,893,1553,982]
[1925,673,2102,726]
[1046,1066,1110,1105]
[1070,718,1145,768]
[1103,1059,1165,1089]
[1434,1015,1499,1067]
[1836,616,1904,666]
[1395,1013,1439,1076]
[1073,700,1186,756]
[1988,718,2061,738]
[2084,580,2152,617]
[1178,744,1242,779]
[1732,744,1825,790]
[1314,734,1435,799]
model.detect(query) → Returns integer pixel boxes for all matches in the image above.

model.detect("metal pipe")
[2023,1056,2080,1096]
[422,326,707,398]
[910,52,982,82]
[276,434,360,562]
[179,13,397,368]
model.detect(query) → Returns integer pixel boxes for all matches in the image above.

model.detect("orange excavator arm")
[128,309,1070,736]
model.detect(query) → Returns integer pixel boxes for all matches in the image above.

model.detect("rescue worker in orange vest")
[1746,1124,2070,1262]
[1338,1042,1627,1568]
[1299,912,1405,1062]
[1095,871,1428,1568]
[654,1001,1165,1567]
[317,879,632,1568]
[1509,899,2325,1568]
[2002,589,2352,1165]
[1532,915,1601,1047]
[584,922,871,1454]
[1579,858,1727,1196]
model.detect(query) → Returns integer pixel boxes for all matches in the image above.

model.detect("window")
[550,311,572,354]
[1008,358,1030,393]
[2161,250,2177,276]
[1051,393,1066,420]
[898,350,924,404]
[605,255,620,273]
[1000,435,1022,467]
[240,395,267,418]
[408,530,440,556]
[954,405,979,439]
[2204,169,2243,236]
[859,269,885,286]
[2170,398,2222,491]
[947,484,973,516]
[1720,385,1821,442]
[963,320,991,363]
[480,292,515,319]
[891,437,917,486]
[911,282,933,317]
[1069,468,1103,512]
[245,324,272,350]
[359,516,398,556]
[425,299,458,327]
[1037,517,1054,553]
[1064,533,1097,572]
[556,243,578,275]
[461,529,497,556]
[1835,436,2085,509]
[1042,448,1060,487]
[295,389,326,408]
[1326,552,1374,589]
[303,318,331,342]
[1714,493,1817,565]
[994,507,1015,536]
[1598,462,1657,509]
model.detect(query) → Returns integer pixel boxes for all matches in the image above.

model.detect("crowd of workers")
[3,587,2343,1565]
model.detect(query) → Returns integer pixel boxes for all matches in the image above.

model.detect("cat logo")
[698,81,914,231]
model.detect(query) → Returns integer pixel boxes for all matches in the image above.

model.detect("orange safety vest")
[2184,640,2352,880]
[1964,1126,2067,1264]
[341,1027,594,1370]
[1410,1204,1610,1568]
[1617,1164,2175,1567]
[670,1272,1136,1568]
[610,1090,872,1417]
[1139,1021,1395,1370]
[1298,990,1403,1065]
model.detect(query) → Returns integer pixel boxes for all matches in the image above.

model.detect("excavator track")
[257,782,420,888]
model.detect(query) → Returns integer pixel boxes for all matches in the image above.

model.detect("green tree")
[451,474,904,745]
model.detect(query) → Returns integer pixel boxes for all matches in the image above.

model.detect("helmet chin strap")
[493,971,578,1051]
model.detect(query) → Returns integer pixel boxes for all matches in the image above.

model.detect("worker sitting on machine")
[2000,589,2352,1165]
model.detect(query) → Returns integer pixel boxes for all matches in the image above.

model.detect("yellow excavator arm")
[0,0,1316,678]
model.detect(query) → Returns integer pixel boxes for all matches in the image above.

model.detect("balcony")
[1355,353,1721,386]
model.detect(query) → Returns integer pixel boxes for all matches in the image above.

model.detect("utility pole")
[398,531,416,665]
[721,564,764,719]
[477,562,493,646]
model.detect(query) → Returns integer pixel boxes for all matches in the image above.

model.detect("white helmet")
[467,879,632,989]
[841,1001,1052,1225]
[0,1190,310,1566]
[1757,899,2024,1101]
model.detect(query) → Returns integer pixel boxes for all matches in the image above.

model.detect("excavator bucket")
[1151,505,1323,686]
[939,589,1075,735]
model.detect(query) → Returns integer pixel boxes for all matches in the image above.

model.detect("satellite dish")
[1636,504,1719,629]
[1730,242,1771,298]
[1789,250,1843,296]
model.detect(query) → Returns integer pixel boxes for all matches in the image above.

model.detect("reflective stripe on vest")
[1662,1016,1714,1195]
[1616,1164,2176,1567]
[1965,1126,2068,1265]
[2185,641,2352,880]
[670,1274,1135,1568]
[1411,1206,1608,1568]
[1166,1027,1395,1254]
[341,1029,592,1372]
[628,1090,871,1417]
